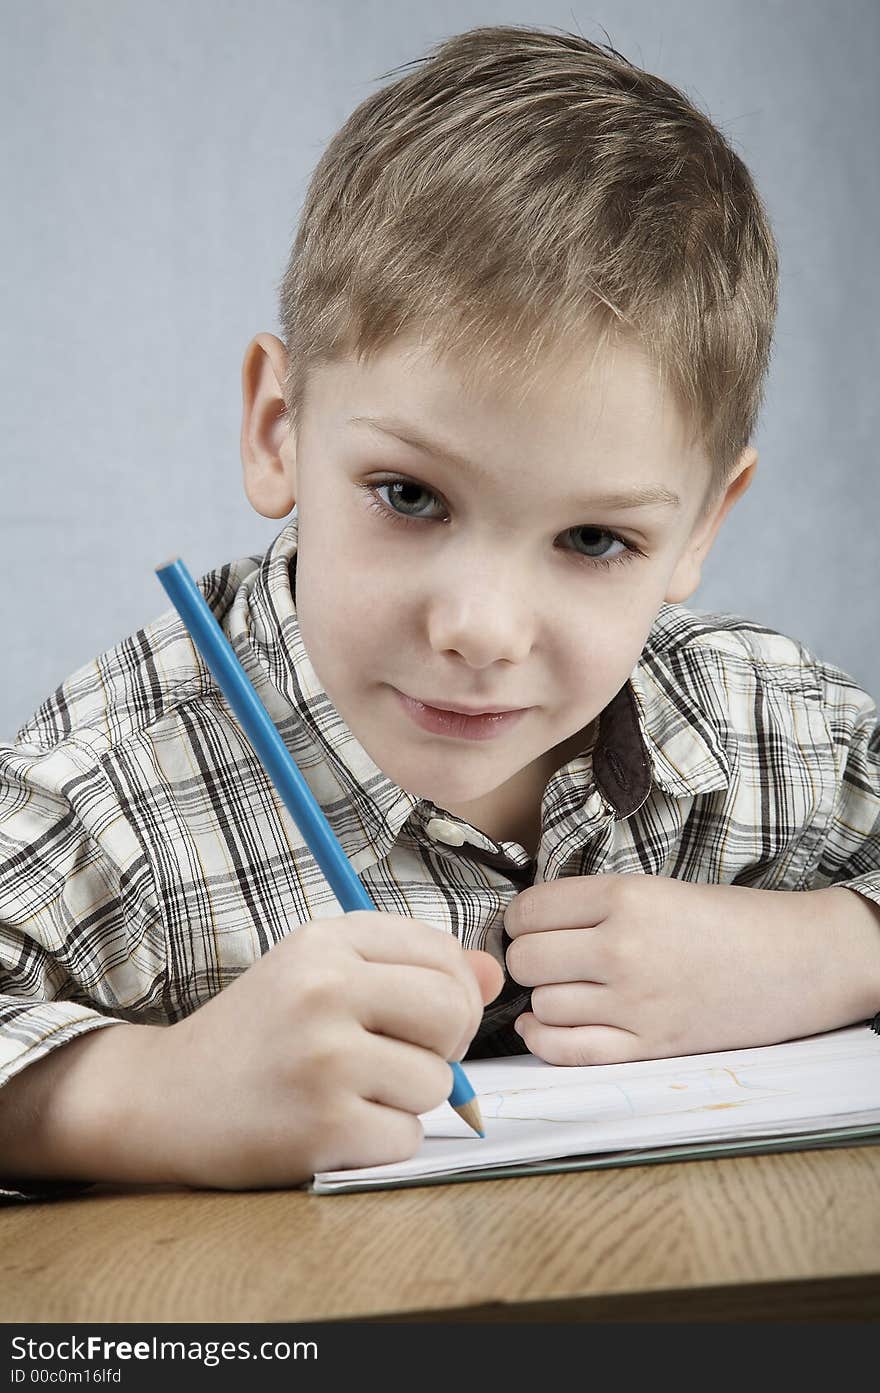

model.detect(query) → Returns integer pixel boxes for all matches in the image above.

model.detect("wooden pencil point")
[454,1095,485,1137]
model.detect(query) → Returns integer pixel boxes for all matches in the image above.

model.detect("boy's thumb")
[463,948,505,1005]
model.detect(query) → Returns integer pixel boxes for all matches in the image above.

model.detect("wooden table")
[3,1145,879,1323]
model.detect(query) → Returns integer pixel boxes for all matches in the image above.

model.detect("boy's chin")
[400,777,503,807]
[390,760,509,806]
[403,772,530,820]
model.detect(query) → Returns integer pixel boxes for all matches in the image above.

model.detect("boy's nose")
[425,576,534,668]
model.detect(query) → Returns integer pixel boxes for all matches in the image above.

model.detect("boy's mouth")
[393,689,529,741]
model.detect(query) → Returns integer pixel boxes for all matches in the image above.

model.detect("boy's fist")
[504,875,880,1065]
[150,912,503,1189]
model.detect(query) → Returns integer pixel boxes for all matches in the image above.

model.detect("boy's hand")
[151,913,503,1190]
[504,876,880,1065]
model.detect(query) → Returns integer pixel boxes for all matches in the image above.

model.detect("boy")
[1,25,878,1198]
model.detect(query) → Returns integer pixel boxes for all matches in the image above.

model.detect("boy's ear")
[664,446,758,604]
[240,333,297,519]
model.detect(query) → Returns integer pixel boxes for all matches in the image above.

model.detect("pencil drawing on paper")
[480,1062,793,1126]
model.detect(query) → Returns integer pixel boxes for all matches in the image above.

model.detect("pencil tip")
[453,1096,486,1137]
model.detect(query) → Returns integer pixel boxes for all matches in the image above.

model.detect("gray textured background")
[2,0,878,739]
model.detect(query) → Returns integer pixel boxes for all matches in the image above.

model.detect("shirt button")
[426,817,468,846]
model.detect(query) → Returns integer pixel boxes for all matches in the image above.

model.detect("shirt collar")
[605,606,731,813]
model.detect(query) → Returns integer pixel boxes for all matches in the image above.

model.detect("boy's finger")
[463,948,505,1005]
[341,910,471,976]
[514,1013,641,1067]
[342,914,493,1029]
[355,1034,455,1119]
[530,980,612,1026]
[503,874,615,938]
[357,962,481,1057]
[506,926,605,988]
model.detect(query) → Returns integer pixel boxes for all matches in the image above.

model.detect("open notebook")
[311,1022,880,1193]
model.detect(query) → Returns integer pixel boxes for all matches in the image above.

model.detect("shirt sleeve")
[808,667,880,911]
[0,733,153,1201]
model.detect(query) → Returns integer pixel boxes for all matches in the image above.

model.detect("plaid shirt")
[2,513,879,1197]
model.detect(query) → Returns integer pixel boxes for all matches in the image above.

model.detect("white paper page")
[313,1024,880,1191]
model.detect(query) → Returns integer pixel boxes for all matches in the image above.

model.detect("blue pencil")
[156,557,485,1139]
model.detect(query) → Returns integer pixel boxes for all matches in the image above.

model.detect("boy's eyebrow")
[348,414,682,510]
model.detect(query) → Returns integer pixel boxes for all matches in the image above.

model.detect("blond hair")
[278,24,778,486]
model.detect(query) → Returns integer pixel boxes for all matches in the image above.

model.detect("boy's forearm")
[0,1024,176,1187]
[811,887,880,1023]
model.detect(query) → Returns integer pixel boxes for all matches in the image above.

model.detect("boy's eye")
[376,480,444,518]
[568,526,627,560]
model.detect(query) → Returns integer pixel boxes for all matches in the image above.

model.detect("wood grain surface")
[3,1145,879,1323]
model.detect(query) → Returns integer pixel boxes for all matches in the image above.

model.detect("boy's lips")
[393,689,530,741]
[408,694,527,716]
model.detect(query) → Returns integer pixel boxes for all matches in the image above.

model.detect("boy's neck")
[440,722,596,855]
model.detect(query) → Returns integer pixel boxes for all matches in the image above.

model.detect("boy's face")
[242,331,753,841]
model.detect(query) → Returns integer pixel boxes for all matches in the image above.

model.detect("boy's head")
[272,22,777,491]
[240,26,778,834]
